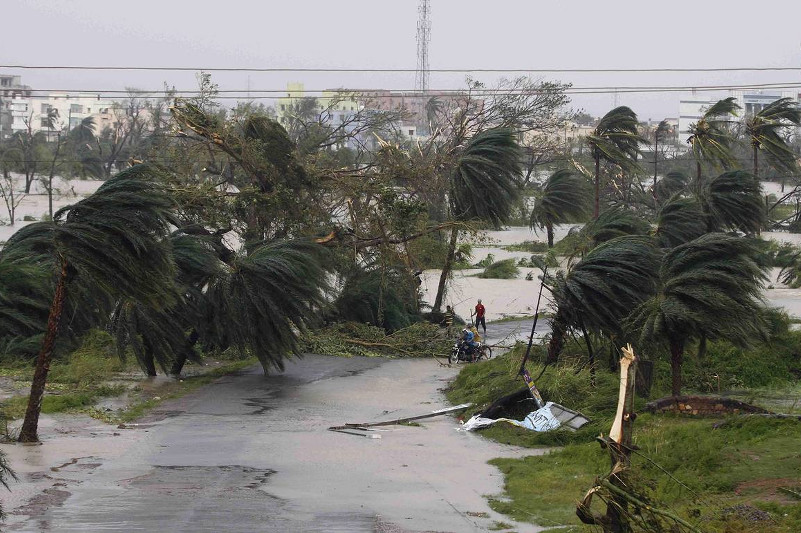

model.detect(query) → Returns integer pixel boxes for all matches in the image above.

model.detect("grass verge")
[446,345,801,532]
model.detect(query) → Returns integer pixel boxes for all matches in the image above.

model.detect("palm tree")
[701,170,765,234]
[626,233,767,396]
[586,107,646,218]
[547,236,660,364]
[653,196,706,249]
[652,119,671,199]
[432,128,521,312]
[652,170,689,205]
[1,165,177,442]
[743,97,801,180]
[529,169,590,247]
[686,97,740,189]
[204,239,330,371]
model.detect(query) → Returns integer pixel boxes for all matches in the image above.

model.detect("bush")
[47,329,125,385]
[477,259,519,279]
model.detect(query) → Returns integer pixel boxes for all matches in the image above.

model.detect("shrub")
[478,259,519,279]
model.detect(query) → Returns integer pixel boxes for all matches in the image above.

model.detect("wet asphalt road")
[7,349,545,533]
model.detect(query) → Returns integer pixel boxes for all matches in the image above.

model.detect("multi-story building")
[0,74,33,139]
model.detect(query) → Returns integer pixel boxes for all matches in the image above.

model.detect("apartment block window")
[0,79,9,87]
[408,129,414,136]
[70,104,83,113]
[280,104,285,110]
[41,118,51,128]
[41,103,51,113]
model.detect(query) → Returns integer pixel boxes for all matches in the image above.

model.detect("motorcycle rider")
[460,328,479,362]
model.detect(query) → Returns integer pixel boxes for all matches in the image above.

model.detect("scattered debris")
[328,403,472,437]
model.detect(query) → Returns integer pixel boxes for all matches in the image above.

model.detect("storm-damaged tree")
[2,165,177,442]
[529,169,590,247]
[586,107,646,218]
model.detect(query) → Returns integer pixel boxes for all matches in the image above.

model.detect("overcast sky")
[4,0,801,120]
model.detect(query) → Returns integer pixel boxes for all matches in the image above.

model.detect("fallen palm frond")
[300,321,452,358]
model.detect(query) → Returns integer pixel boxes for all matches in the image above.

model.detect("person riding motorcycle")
[459,328,479,361]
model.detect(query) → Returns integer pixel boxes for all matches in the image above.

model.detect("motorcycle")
[449,339,492,364]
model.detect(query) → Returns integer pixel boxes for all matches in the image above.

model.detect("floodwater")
[3,356,546,533]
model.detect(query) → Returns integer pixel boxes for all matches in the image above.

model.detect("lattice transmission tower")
[415,0,431,94]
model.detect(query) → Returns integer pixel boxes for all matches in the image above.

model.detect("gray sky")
[4,0,801,120]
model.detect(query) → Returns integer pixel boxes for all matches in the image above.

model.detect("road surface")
[3,354,547,532]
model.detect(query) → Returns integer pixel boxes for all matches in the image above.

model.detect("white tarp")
[461,401,562,432]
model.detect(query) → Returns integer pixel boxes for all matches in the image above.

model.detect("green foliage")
[687,97,741,173]
[702,170,766,234]
[477,259,520,279]
[529,169,591,231]
[205,239,331,370]
[628,233,768,355]
[451,128,522,227]
[47,329,125,386]
[502,241,549,253]
[332,265,419,333]
[654,195,707,248]
[301,321,450,358]
[745,97,801,176]
[653,170,690,203]
[587,106,646,174]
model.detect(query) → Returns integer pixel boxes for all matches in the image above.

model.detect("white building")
[10,93,115,139]
[678,91,797,145]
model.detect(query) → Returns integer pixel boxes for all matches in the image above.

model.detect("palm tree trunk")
[653,138,659,203]
[433,225,459,313]
[753,143,759,180]
[594,154,601,219]
[670,339,684,397]
[18,257,69,443]
[580,323,596,386]
[696,160,702,193]
[546,222,554,248]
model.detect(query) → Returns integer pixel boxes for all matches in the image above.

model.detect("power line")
[14,81,801,95]
[6,83,801,102]
[2,64,801,73]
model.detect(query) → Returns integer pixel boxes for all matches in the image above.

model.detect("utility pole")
[415,0,431,94]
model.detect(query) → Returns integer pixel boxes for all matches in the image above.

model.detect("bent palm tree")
[529,169,590,247]
[653,196,707,248]
[547,236,660,364]
[743,97,801,180]
[686,97,740,189]
[433,128,521,311]
[2,165,177,442]
[652,170,689,205]
[586,107,645,218]
[701,170,765,234]
[204,239,330,371]
[626,233,767,396]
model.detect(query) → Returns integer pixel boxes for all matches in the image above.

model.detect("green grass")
[447,345,801,532]
[2,384,127,418]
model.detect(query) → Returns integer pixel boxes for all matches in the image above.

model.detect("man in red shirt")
[474,299,486,336]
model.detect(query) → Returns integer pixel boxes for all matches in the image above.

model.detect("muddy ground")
[1,353,547,532]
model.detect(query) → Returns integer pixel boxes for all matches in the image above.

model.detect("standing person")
[475,299,486,336]
[444,305,454,336]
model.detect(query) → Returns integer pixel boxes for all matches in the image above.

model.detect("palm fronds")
[451,127,522,227]
[701,170,765,234]
[654,196,707,248]
[587,106,645,174]
[530,169,590,229]
[653,170,689,204]
[686,97,740,174]
[744,97,801,177]
[205,239,331,371]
